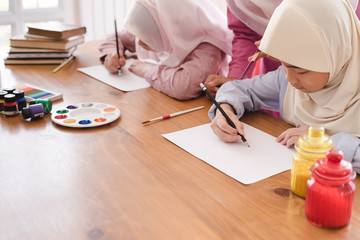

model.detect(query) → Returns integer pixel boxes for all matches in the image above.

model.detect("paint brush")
[114,17,122,75]
[239,50,260,79]
[142,106,204,124]
[53,55,75,73]
[200,83,250,147]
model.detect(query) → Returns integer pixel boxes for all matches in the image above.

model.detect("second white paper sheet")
[78,58,151,92]
[162,123,295,184]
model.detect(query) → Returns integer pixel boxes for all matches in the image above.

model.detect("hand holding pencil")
[210,103,249,145]
[200,83,249,147]
[103,52,125,74]
[114,18,122,75]
[103,18,126,74]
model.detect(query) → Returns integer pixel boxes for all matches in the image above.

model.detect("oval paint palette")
[51,102,120,128]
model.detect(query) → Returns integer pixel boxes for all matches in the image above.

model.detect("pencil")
[142,106,204,124]
[114,18,122,75]
[239,50,260,79]
[53,55,75,73]
[200,83,250,147]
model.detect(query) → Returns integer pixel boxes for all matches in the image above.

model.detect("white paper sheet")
[78,59,150,92]
[162,123,295,184]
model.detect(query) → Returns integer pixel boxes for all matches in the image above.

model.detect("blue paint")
[79,120,92,125]
[67,105,78,109]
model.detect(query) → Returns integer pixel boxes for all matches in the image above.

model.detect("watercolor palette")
[15,83,63,102]
[51,102,120,128]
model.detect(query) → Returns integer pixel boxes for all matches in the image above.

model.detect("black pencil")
[114,18,122,75]
[200,83,250,147]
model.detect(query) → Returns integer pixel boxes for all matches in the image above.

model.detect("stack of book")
[4,21,86,65]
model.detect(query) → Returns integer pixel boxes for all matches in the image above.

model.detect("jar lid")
[3,87,15,94]
[13,89,25,98]
[313,149,354,179]
[21,107,31,119]
[4,94,16,103]
[0,91,7,99]
[296,126,333,153]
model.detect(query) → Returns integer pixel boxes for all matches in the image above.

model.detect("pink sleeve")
[227,8,262,79]
[98,29,136,62]
[144,43,224,100]
[356,4,360,19]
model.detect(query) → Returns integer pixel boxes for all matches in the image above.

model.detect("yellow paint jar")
[291,126,333,198]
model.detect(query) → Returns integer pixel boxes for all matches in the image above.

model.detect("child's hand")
[204,75,236,97]
[252,40,279,62]
[128,60,156,77]
[210,104,245,143]
[104,52,126,74]
[276,126,309,148]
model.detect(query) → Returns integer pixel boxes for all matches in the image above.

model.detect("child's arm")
[98,29,136,62]
[208,66,287,121]
[143,42,225,100]
[332,132,360,174]
[226,9,261,79]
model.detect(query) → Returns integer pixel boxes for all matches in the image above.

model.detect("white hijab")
[124,0,233,68]
[259,0,360,137]
[227,0,358,36]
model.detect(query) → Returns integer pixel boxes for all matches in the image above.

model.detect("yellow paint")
[63,119,76,124]
[290,126,333,198]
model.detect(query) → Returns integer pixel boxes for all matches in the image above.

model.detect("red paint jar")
[305,149,356,228]
[3,94,19,116]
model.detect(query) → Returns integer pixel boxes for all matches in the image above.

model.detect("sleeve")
[332,132,360,174]
[143,42,224,100]
[208,67,286,120]
[98,29,136,62]
[227,8,262,79]
[356,4,360,19]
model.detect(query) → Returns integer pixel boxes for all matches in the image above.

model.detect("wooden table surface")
[0,41,359,240]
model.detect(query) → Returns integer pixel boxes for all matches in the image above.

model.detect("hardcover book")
[4,57,70,65]
[10,35,84,50]
[27,21,86,39]
[9,46,76,53]
[7,46,76,59]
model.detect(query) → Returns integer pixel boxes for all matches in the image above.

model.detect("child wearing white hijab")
[204,0,359,97]
[208,0,360,173]
[99,0,232,100]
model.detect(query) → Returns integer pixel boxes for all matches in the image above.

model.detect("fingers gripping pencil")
[114,18,122,75]
[200,83,250,147]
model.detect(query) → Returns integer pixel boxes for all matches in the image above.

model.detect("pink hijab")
[124,0,233,68]
[226,0,359,35]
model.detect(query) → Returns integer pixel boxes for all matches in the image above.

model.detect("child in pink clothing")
[204,0,282,97]
[99,0,233,100]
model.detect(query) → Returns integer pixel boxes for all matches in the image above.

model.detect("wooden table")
[0,41,359,240]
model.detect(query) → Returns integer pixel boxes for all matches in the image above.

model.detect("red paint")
[3,101,17,107]
[55,115,67,119]
[305,150,356,228]
[162,115,171,119]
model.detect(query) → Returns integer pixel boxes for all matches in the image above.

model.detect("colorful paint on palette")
[15,83,63,102]
[51,102,120,128]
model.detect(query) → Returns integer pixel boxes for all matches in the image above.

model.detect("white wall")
[76,0,133,41]
[76,0,227,41]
